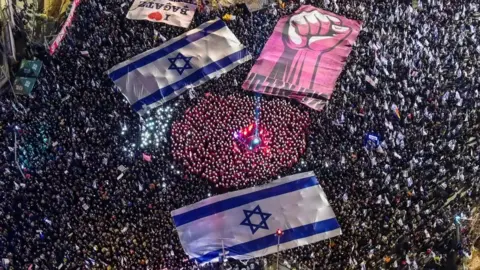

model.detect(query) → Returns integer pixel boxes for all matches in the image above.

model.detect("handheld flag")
[222,14,236,21]
[391,104,401,119]
[107,19,251,115]
[171,171,341,264]
[143,153,152,162]
[365,75,377,88]
[364,133,381,149]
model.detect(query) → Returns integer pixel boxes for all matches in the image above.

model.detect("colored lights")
[234,123,270,153]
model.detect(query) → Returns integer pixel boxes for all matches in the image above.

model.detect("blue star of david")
[168,53,193,75]
[240,205,271,234]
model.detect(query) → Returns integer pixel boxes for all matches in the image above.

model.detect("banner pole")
[221,239,225,259]
[275,228,284,270]
[276,234,281,270]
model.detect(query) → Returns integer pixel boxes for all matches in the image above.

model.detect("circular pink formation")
[171,94,310,188]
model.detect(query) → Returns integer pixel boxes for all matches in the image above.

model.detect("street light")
[275,229,284,270]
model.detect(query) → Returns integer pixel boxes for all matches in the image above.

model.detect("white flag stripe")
[111,25,243,104]
[131,48,250,113]
[177,185,334,239]
[172,174,318,226]
[107,20,221,75]
[107,20,226,80]
[107,19,251,114]
[177,185,336,255]
[193,218,341,264]
[172,171,315,216]
[171,172,341,264]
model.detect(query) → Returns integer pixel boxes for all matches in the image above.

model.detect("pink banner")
[242,5,362,111]
[49,0,82,55]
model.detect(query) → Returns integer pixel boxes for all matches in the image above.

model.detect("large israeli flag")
[171,172,341,264]
[107,19,251,115]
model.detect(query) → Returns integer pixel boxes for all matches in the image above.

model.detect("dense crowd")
[0,0,479,269]
[171,93,310,188]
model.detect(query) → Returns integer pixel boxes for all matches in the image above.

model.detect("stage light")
[275,229,284,236]
[234,123,270,152]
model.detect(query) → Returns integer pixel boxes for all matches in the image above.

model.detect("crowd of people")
[0,0,479,268]
[171,93,310,188]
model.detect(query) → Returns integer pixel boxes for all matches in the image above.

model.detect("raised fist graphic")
[242,6,360,111]
[285,10,352,52]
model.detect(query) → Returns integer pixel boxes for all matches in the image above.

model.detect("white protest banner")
[126,0,196,28]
